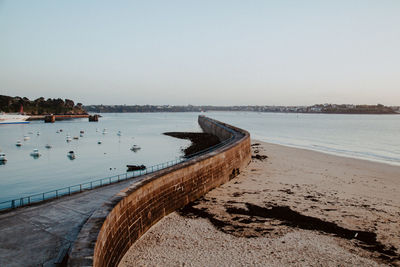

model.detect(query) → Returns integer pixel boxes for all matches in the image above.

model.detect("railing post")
[56,190,58,198]
[80,184,82,192]
[125,173,128,179]
[109,177,111,184]
[90,182,93,189]
[100,180,102,186]
[11,200,15,209]
[43,193,45,201]
[20,198,23,206]
[117,175,120,182]
[28,196,31,204]
[68,187,71,195]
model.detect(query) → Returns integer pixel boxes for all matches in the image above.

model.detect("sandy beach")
[119,141,400,266]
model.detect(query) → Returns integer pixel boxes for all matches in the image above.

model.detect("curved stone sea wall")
[68,116,251,266]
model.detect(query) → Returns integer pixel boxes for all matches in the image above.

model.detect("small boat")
[23,135,30,141]
[98,140,102,144]
[117,131,122,136]
[37,132,40,136]
[68,151,75,159]
[45,144,52,149]
[73,136,79,140]
[127,164,146,172]
[59,129,63,132]
[16,140,22,147]
[30,148,40,157]
[66,135,72,142]
[130,145,141,152]
[80,130,84,134]
[56,130,60,133]
[102,129,107,134]
[0,152,7,162]
[80,133,84,137]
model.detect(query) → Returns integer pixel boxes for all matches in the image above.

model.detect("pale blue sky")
[1,1,399,105]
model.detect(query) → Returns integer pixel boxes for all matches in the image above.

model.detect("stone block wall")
[68,116,251,267]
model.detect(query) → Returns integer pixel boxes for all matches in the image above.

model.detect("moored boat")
[68,151,75,159]
[130,145,141,152]
[30,148,41,157]
[0,152,7,161]
[16,140,22,147]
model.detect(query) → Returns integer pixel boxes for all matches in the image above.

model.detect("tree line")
[0,95,87,115]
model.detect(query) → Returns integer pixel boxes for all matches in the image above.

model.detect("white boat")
[23,135,30,141]
[30,148,40,157]
[68,151,75,159]
[66,135,72,142]
[0,152,6,161]
[117,131,122,136]
[0,113,30,124]
[98,140,102,144]
[102,129,107,134]
[16,140,22,147]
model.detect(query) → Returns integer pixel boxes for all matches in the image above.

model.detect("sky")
[0,1,399,106]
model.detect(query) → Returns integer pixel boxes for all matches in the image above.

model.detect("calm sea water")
[205,111,400,166]
[0,113,199,202]
[0,112,399,202]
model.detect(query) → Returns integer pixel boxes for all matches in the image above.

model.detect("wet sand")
[119,141,400,266]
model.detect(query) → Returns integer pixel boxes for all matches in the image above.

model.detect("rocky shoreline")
[163,132,220,157]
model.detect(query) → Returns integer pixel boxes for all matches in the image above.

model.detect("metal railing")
[0,158,184,211]
[0,117,239,212]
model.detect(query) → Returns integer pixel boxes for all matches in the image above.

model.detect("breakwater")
[28,114,89,121]
[68,116,251,266]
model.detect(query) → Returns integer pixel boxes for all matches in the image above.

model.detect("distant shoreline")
[84,104,400,115]
[86,110,400,115]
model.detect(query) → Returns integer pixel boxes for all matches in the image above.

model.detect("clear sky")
[0,1,399,106]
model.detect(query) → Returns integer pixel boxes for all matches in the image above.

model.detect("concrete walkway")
[0,177,142,267]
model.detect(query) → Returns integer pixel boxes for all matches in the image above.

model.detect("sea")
[0,112,399,203]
